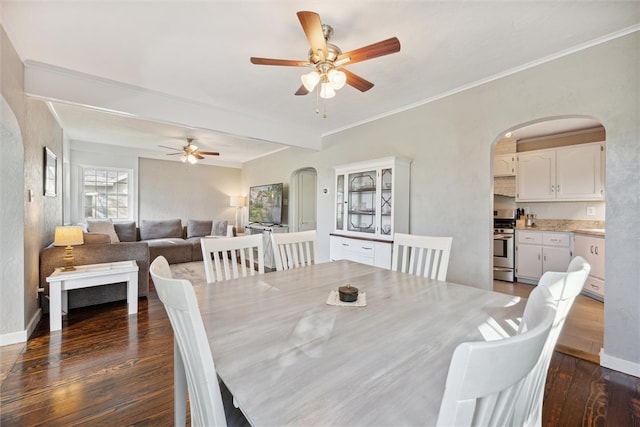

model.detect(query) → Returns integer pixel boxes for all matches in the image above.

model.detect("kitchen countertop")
[514,219,605,237]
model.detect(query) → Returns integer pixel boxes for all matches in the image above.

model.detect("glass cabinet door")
[336,174,344,231]
[347,170,376,234]
[379,168,393,236]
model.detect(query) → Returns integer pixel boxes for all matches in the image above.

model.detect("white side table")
[46,260,139,332]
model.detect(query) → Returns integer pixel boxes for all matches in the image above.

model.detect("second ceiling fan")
[250,11,401,99]
[159,138,219,164]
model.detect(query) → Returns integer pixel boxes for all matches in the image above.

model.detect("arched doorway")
[1,95,26,340]
[289,167,317,232]
[491,115,605,362]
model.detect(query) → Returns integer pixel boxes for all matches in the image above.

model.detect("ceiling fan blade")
[198,151,220,156]
[295,85,309,96]
[195,153,205,160]
[159,145,182,151]
[342,69,374,92]
[297,11,328,60]
[250,57,309,67]
[337,37,401,65]
[166,153,182,156]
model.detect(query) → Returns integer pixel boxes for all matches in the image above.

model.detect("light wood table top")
[192,260,525,426]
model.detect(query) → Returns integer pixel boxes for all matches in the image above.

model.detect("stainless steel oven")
[493,209,516,282]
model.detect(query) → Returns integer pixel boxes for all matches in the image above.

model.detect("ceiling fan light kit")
[250,11,401,114]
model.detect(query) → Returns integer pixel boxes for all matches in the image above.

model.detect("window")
[81,167,132,220]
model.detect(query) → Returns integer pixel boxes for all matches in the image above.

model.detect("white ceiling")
[1,1,638,167]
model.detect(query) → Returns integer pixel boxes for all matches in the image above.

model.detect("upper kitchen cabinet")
[493,154,516,177]
[516,142,604,202]
[333,157,410,240]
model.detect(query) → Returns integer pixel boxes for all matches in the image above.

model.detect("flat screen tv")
[248,183,284,225]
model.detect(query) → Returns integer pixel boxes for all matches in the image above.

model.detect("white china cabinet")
[330,157,410,268]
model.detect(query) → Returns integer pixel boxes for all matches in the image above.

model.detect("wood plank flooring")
[1,277,636,426]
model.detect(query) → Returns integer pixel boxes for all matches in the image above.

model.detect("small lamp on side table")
[230,196,246,233]
[54,226,84,271]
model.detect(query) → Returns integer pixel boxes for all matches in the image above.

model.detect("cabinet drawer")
[517,231,542,244]
[583,275,604,298]
[542,232,571,247]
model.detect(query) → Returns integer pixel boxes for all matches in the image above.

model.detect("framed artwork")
[44,147,57,197]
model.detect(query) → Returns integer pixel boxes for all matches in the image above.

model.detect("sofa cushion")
[87,219,120,243]
[140,219,182,240]
[146,238,193,264]
[114,221,137,242]
[187,219,213,238]
[211,220,229,236]
[82,232,111,245]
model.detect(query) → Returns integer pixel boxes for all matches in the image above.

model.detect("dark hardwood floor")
[1,280,638,426]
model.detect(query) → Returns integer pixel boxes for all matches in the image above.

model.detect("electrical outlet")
[586,206,596,216]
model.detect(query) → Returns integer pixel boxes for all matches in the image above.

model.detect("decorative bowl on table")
[338,284,359,302]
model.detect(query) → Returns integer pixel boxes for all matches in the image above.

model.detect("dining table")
[174,260,526,426]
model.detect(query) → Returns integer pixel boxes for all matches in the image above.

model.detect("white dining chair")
[200,234,264,283]
[436,286,556,427]
[391,233,453,280]
[513,256,591,427]
[270,230,319,271]
[150,256,227,427]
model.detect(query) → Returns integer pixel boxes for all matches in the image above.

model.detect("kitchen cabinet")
[516,142,604,202]
[493,154,515,177]
[331,156,410,268]
[515,230,572,284]
[574,234,605,300]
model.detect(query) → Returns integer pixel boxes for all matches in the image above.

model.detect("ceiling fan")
[250,11,401,100]
[159,138,219,164]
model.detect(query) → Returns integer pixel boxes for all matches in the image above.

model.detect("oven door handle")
[493,235,514,240]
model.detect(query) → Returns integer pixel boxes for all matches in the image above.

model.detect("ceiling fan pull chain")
[315,85,320,115]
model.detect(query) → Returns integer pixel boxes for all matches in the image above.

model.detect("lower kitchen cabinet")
[574,234,605,300]
[330,234,392,269]
[515,230,572,284]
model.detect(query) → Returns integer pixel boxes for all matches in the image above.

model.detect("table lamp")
[229,196,246,231]
[54,226,84,271]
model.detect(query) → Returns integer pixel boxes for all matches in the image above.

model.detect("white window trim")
[76,165,136,223]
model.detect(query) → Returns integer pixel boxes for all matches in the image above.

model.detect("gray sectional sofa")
[39,218,232,312]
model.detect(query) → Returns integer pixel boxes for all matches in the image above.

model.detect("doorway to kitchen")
[491,115,606,362]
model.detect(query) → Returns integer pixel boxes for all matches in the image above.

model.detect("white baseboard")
[0,329,26,346]
[600,348,640,378]
[0,308,42,347]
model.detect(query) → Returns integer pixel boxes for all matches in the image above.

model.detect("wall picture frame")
[44,147,57,197]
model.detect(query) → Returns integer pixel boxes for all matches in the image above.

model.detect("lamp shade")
[230,196,246,207]
[301,71,321,91]
[328,69,347,90]
[54,226,84,247]
[319,82,336,99]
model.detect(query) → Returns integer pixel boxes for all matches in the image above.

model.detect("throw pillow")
[86,219,120,243]
[187,220,213,238]
[140,219,183,240]
[211,220,228,236]
[114,221,137,242]
[82,232,111,245]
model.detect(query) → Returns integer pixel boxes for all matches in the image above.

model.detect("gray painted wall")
[139,157,241,226]
[1,25,63,341]
[242,33,640,373]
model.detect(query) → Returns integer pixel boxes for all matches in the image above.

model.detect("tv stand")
[245,224,289,270]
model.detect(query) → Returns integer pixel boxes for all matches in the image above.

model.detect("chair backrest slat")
[271,230,318,271]
[392,233,453,281]
[201,234,264,283]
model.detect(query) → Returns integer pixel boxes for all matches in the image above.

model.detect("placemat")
[326,290,367,307]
